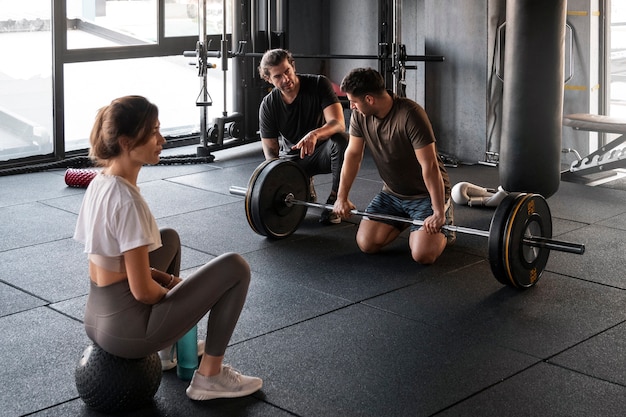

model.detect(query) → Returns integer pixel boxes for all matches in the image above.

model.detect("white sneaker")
[186,365,263,400]
[158,340,205,371]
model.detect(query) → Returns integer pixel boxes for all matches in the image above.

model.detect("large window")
[63,56,213,152]
[65,0,217,48]
[0,0,53,161]
[0,0,230,165]
[609,0,626,117]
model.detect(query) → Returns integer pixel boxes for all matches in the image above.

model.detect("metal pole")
[250,0,257,52]
[228,186,584,255]
[199,0,208,145]
[267,0,272,48]
[221,0,228,116]
[392,0,401,94]
[276,0,284,33]
[235,52,443,61]
[292,195,491,238]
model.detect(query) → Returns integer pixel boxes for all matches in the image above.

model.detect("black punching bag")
[500,0,566,198]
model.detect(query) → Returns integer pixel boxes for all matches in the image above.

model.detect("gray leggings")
[84,228,250,359]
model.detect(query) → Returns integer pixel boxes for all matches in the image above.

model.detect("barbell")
[229,159,585,289]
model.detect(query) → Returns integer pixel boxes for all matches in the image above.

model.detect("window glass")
[64,55,231,151]
[0,0,53,161]
[205,0,232,34]
[67,0,157,49]
[165,0,231,37]
[165,0,199,37]
[610,1,626,117]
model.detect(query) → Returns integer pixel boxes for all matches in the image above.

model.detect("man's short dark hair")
[340,68,386,97]
[258,49,295,79]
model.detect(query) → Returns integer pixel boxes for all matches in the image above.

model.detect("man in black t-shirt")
[258,49,348,224]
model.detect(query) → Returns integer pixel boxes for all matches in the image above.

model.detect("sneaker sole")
[186,381,263,401]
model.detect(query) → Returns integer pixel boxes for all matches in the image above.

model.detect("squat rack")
[187,0,444,158]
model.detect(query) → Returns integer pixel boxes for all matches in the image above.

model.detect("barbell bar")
[229,186,584,255]
[229,159,586,289]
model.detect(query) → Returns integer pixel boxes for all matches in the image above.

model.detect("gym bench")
[562,113,626,185]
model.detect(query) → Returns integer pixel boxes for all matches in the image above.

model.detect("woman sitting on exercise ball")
[73,95,262,400]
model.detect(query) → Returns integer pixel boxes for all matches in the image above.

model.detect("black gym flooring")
[1,142,625,417]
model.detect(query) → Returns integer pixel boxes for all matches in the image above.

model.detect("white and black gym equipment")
[229,159,585,289]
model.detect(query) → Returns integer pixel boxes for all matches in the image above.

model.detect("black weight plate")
[248,159,283,237]
[488,193,521,286]
[244,159,275,236]
[208,126,219,142]
[490,193,552,288]
[245,159,309,239]
[227,122,241,139]
[247,159,280,237]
